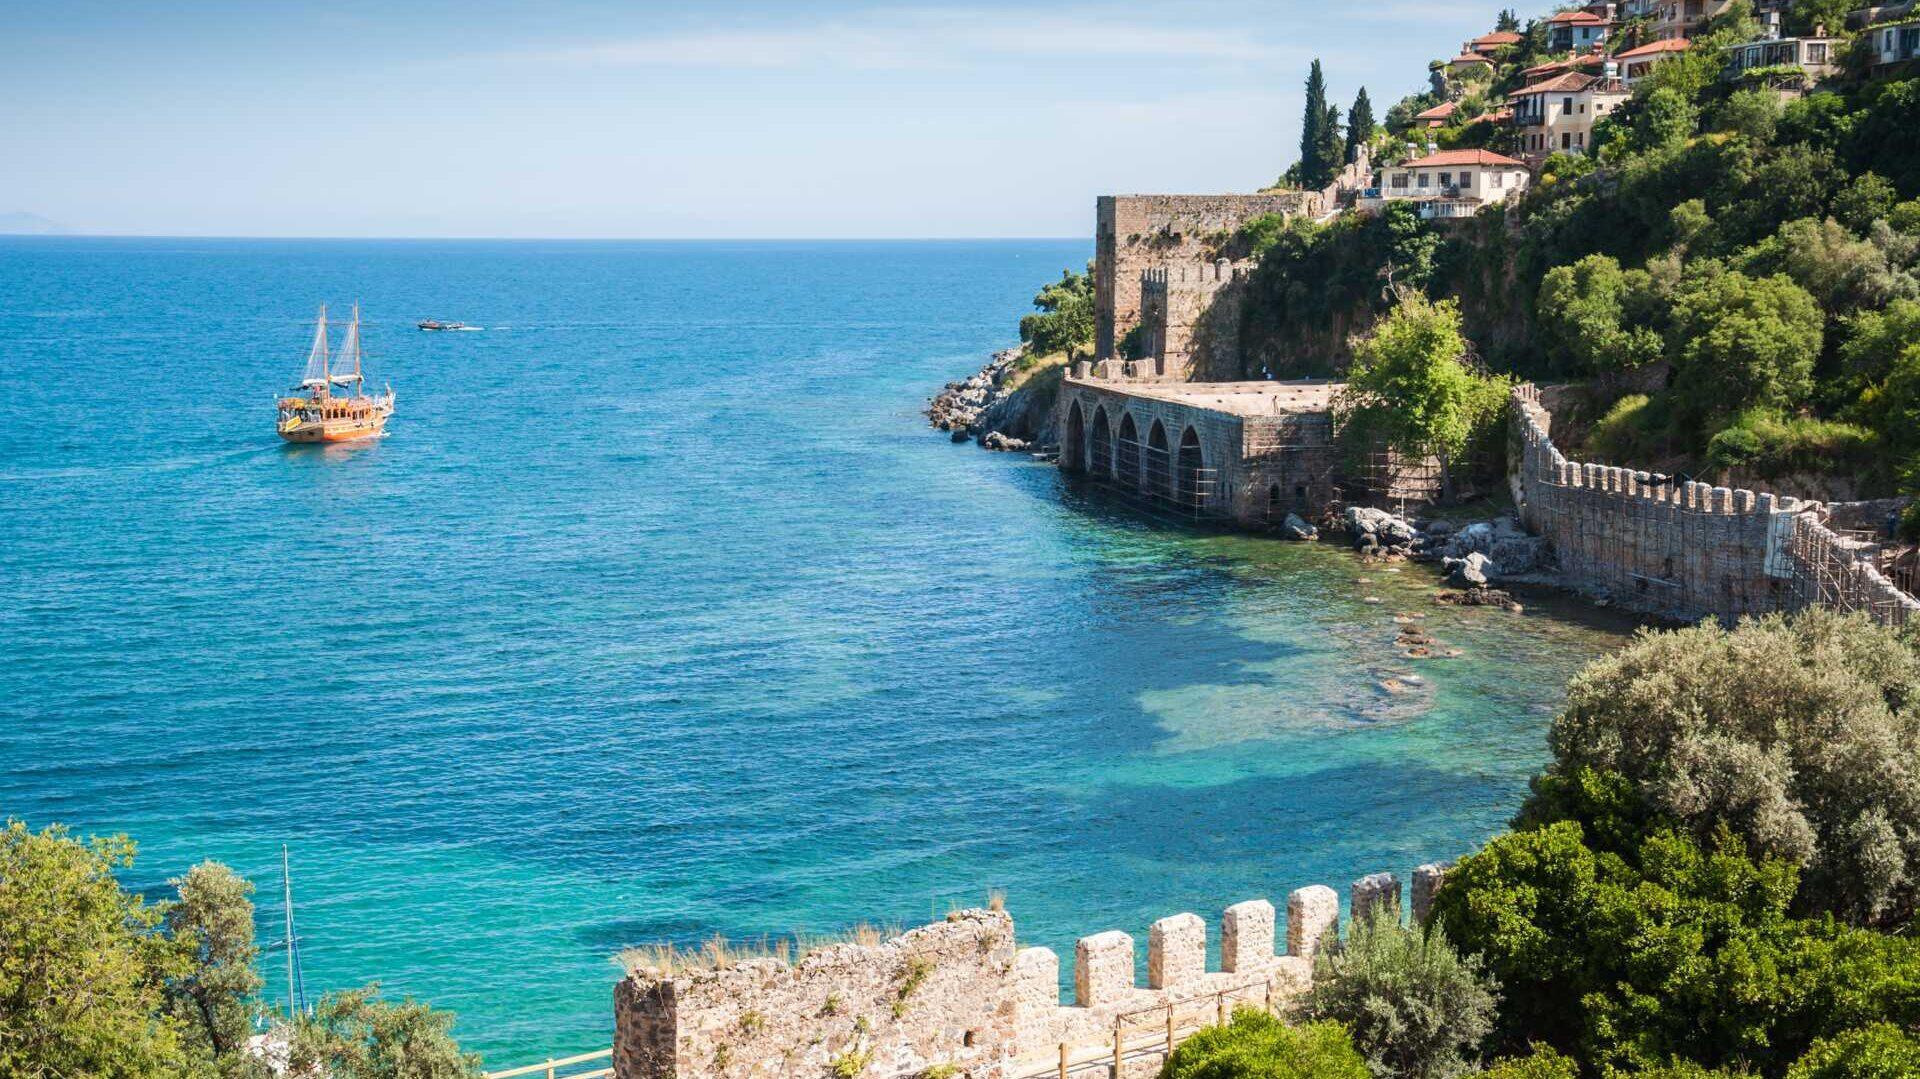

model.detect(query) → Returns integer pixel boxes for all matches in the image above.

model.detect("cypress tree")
[1300,59,1330,189]
[1345,88,1376,164]
[1496,8,1520,31]
[1318,105,1344,183]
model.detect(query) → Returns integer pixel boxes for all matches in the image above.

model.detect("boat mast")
[280,845,308,1016]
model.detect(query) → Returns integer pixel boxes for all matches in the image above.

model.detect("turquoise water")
[0,238,1632,1067]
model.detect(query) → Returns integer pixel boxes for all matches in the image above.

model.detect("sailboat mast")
[282,845,296,1013]
[351,302,362,384]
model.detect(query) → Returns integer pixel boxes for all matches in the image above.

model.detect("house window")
[1561,132,1572,149]
[1418,173,1431,187]
[1809,43,1826,63]
[1562,96,1574,112]
[1576,131,1585,147]
[1490,171,1504,188]
[1391,172,1409,189]
[1439,172,1452,187]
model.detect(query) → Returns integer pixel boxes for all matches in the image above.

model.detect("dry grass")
[618,922,903,977]
[987,889,1006,913]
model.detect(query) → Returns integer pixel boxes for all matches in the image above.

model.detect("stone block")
[1220,900,1275,973]
[1075,930,1134,1007]
[1011,947,1060,1009]
[1411,863,1451,925]
[1286,886,1339,959]
[1148,913,1206,990]
[1351,872,1401,925]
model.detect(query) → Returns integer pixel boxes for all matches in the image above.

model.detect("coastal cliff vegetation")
[1167,610,1920,1079]
[0,821,480,1079]
[1239,0,1919,503]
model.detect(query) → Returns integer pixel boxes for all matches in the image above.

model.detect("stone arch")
[1063,399,1086,471]
[1090,405,1113,478]
[1146,420,1171,497]
[1177,425,1205,507]
[1116,412,1141,489]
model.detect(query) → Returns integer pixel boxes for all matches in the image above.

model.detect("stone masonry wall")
[614,868,1450,1079]
[1509,383,1920,624]
[1139,261,1254,381]
[1095,194,1320,368]
[1054,377,1342,526]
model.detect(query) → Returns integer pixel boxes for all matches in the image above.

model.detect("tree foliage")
[1535,254,1667,374]
[1297,60,1339,190]
[0,821,190,1079]
[164,862,264,1074]
[1160,1009,1370,1079]
[1346,88,1376,165]
[286,986,480,1079]
[1293,910,1498,1079]
[1333,295,1510,482]
[1017,266,1095,357]
[1668,267,1823,420]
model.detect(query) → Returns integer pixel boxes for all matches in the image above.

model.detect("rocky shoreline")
[926,347,1058,452]
[1332,505,1553,612]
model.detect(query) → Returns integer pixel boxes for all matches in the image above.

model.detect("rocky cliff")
[926,348,1062,452]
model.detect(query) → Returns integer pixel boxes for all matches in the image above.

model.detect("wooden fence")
[484,1047,612,1079]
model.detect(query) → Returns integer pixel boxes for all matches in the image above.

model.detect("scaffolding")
[1088,436,1224,520]
[1786,518,1918,627]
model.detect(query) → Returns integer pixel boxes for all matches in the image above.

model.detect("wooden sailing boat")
[276,303,396,443]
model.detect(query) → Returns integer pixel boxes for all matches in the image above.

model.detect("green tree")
[1016,267,1095,357]
[286,985,480,1079]
[1161,1009,1369,1079]
[0,821,192,1079]
[1788,1024,1920,1079]
[1294,910,1499,1079]
[1299,60,1335,190]
[1433,818,1920,1074]
[1736,217,1918,315]
[1319,104,1346,182]
[1475,1046,1578,1078]
[1840,298,1920,397]
[1713,88,1781,142]
[1669,268,1823,420]
[1536,610,1920,927]
[1346,88,1376,165]
[1535,254,1667,375]
[1496,9,1521,31]
[164,863,263,1072]
[1627,88,1701,154]
[1333,296,1510,493]
[1833,174,1900,233]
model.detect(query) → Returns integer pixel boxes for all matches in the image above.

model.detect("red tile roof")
[1414,100,1460,120]
[1616,36,1691,57]
[1521,54,1602,78]
[1399,149,1530,168]
[1512,71,1604,94]
[1549,10,1607,23]
[1471,30,1524,46]
[1448,52,1495,66]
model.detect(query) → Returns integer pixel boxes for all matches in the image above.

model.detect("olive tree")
[1535,609,1920,927]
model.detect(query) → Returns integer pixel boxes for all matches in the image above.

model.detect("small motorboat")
[417,319,466,331]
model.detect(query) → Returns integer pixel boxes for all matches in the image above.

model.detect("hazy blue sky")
[2,1,1495,237]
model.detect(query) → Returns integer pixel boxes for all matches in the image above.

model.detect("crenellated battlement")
[613,865,1450,1079]
[1508,384,1917,624]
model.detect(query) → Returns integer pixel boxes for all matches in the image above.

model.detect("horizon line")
[0,233,1092,243]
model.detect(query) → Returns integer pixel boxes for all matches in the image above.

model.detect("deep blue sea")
[0,237,1632,1068]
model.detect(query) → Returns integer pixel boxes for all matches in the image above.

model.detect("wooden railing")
[1005,974,1282,1079]
[483,1047,612,1079]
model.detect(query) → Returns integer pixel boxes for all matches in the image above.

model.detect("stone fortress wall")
[614,865,1450,1079]
[1054,377,1343,526]
[1510,384,1919,625]
[1094,194,1321,378]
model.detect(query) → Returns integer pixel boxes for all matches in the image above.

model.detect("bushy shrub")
[1787,1023,1920,1079]
[1702,410,1878,480]
[1474,1046,1579,1078]
[1017,268,1094,357]
[1294,910,1499,1079]
[1433,818,1920,1074]
[1536,610,1920,927]
[1160,1009,1369,1079]
[1535,255,1666,374]
[1668,268,1823,419]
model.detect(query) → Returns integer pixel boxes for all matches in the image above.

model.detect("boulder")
[1490,534,1548,576]
[1281,513,1319,541]
[1344,506,1397,537]
[1380,517,1417,546]
[950,428,971,443]
[1423,519,1454,539]
[1444,552,1493,587]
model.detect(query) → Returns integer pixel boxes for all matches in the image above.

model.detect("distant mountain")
[0,212,73,235]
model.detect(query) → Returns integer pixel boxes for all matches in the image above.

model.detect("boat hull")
[277,415,390,444]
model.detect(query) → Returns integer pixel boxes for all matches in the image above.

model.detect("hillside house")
[1615,37,1691,83]
[1865,16,1920,71]
[1447,51,1497,77]
[1377,149,1531,219]
[1548,10,1613,50]
[1511,69,1629,161]
[1519,51,1603,84]
[1467,30,1524,55]
[1653,0,1736,40]
[1725,34,1842,81]
[1413,100,1459,129]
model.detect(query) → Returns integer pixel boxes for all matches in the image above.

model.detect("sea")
[0,237,1635,1068]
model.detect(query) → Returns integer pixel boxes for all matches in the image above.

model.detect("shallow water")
[0,237,1635,1066]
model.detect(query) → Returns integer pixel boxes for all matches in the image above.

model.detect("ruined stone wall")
[1139,262,1254,381]
[614,867,1451,1079]
[1095,194,1320,369]
[1509,384,1920,624]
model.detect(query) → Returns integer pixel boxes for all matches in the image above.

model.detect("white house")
[1378,149,1532,219]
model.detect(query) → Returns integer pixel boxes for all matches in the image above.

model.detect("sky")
[0,1,1498,237]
